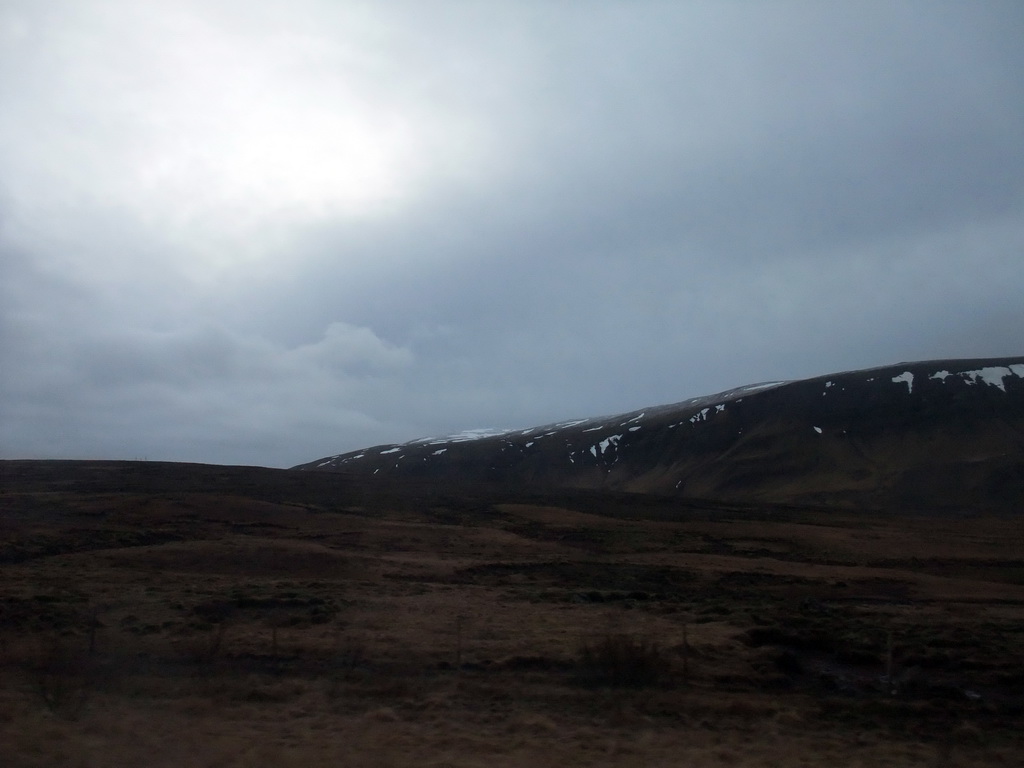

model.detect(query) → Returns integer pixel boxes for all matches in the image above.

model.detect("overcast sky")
[2,1,1023,468]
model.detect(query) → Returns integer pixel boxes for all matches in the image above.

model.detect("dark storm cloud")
[2,1,1023,466]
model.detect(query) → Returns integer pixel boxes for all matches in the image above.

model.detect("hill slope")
[295,358,1024,511]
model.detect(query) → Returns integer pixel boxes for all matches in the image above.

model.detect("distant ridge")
[295,358,1024,512]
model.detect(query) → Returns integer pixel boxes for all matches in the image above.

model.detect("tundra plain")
[2,460,1022,767]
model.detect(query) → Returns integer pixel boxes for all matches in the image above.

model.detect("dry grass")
[575,632,675,688]
[2,460,1023,766]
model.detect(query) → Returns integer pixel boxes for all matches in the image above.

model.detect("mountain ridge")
[295,357,1024,512]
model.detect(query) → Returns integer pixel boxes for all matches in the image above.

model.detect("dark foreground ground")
[2,460,1023,767]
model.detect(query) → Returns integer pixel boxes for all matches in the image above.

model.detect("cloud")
[1,1,1023,466]
[0,265,416,464]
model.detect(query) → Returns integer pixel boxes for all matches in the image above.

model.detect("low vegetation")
[1,460,1023,766]
[575,632,675,688]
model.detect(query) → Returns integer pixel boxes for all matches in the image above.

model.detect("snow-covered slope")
[295,358,1024,511]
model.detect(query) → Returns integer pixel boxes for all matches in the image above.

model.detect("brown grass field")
[2,460,1023,766]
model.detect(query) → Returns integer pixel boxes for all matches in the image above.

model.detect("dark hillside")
[297,357,1024,512]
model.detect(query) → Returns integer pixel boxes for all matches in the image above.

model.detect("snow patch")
[689,408,710,424]
[929,365,1024,392]
[431,449,447,456]
[443,428,516,442]
[555,419,589,429]
[737,381,785,393]
[412,427,517,444]
[379,447,401,455]
[813,426,822,434]
[962,365,1024,392]
[588,434,624,458]
[892,371,914,393]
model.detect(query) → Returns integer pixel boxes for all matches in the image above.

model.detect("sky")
[2,0,1023,468]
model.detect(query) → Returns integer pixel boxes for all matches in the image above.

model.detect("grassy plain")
[2,460,1023,766]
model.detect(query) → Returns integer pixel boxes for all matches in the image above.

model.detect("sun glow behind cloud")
[0,1,490,278]
[124,8,426,216]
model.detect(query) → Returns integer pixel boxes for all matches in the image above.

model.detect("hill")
[296,357,1024,512]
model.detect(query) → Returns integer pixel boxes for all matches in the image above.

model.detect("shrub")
[576,632,671,687]
[26,636,95,719]
[176,621,227,665]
